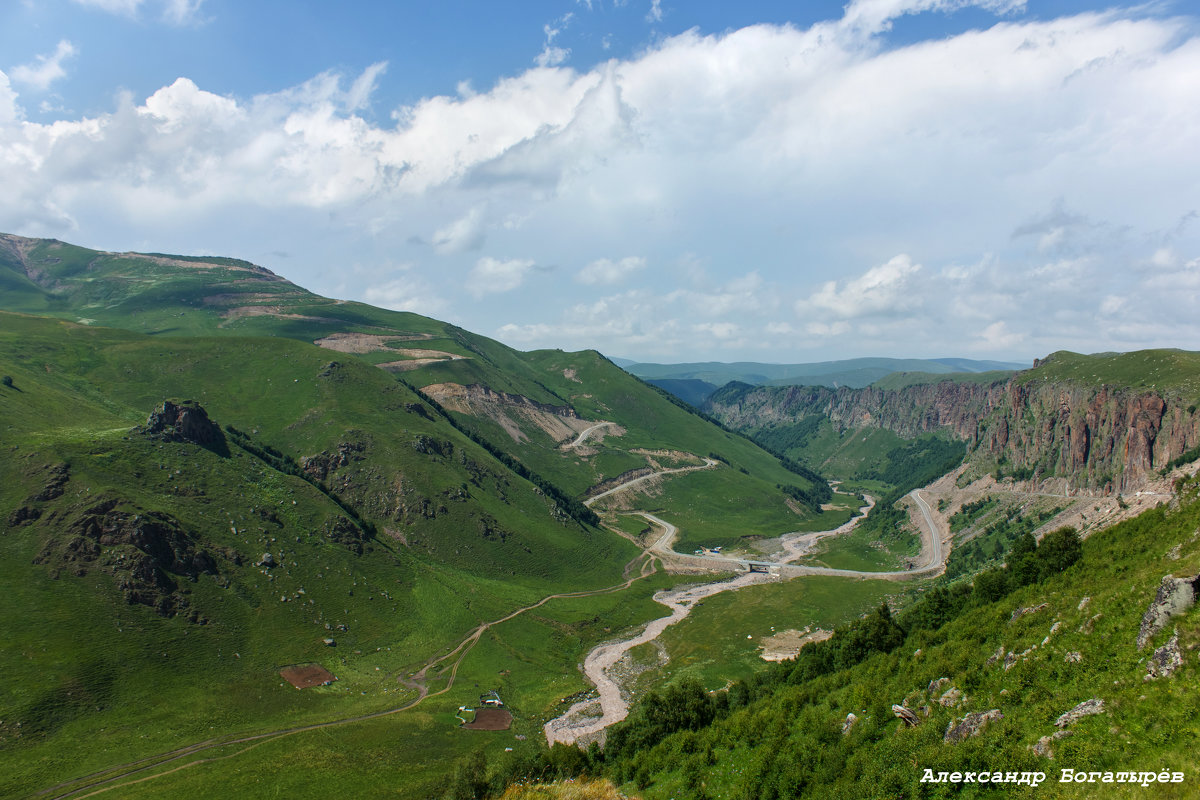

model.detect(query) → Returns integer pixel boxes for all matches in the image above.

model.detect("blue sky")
[1,0,1198,363]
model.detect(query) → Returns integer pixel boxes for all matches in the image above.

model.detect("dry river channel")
[544,477,943,746]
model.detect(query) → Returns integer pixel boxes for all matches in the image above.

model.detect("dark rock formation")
[34,463,70,501]
[33,497,226,620]
[139,400,229,456]
[300,440,366,482]
[322,515,369,554]
[7,505,41,527]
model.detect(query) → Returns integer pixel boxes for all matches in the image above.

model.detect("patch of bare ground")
[629,449,705,469]
[759,628,833,662]
[202,292,284,306]
[784,497,809,516]
[313,331,435,353]
[219,306,336,325]
[421,382,599,444]
[122,252,279,274]
[462,708,513,731]
[280,663,337,689]
[590,475,666,512]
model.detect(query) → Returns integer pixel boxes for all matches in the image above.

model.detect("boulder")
[1031,730,1073,758]
[1146,631,1183,679]
[1137,574,1199,649]
[841,713,858,735]
[257,552,276,568]
[1011,603,1048,623]
[939,688,964,708]
[892,705,920,727]
[1055,698,1105,728]
[944,710,1002,743]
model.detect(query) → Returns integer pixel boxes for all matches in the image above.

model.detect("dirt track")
[543,477,949,746]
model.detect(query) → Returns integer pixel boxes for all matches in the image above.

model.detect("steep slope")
[0,232,833,528]
[0,312,641,796]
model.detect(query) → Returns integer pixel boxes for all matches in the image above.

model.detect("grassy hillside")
[0,231,842,798]
[0,311,661,797]
[1,233,832,530]
[1019,349,1200,402]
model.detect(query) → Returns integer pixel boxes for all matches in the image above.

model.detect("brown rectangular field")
[280,664,336,689]
[463,708,513,731]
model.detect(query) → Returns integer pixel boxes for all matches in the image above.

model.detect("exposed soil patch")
[122,252,280,275]
[219,306,335,324]
[423,382,595,443]
[202,292,283,306]
[313,332,434,353]
[280,664,337,689]
[463,708,513,730]
[759,628,833,662]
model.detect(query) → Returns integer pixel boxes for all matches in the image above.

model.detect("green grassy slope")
[0,234,830,526]
[871,369,1016,390]
[0,311,648,797]
[1020,349,1200,402]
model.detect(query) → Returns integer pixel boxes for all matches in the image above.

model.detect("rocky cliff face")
[706,376,1200,492]
[979,381,1199,491]
[707,381,1000,441]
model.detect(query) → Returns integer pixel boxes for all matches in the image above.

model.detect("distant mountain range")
[615,356,1029,404]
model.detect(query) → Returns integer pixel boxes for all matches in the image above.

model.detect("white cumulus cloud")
[798,255,922,319]
[10,40,77,91]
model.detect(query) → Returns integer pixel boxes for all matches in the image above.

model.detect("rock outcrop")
[1137,574,1199,649]
[1055,698,1105,728]
[33,497,230,620]
[139,400,228,455]
[944,710,1002,743]
[892,704,921,727]
[1031,730,1073,758]
[1146,632,1183,679]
